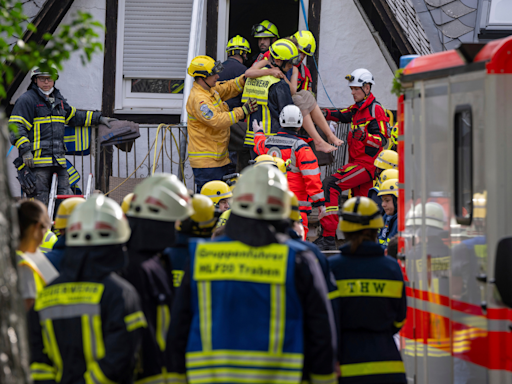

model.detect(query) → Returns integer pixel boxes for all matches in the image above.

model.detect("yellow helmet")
[386,109,395,127]
[374,150,398,170]
[190,195,216,227]
[391,123,399,146]
[40,230,58,253]
[289,191,301,222]
[188,55,224,78]
[293,30,316,56]
[254,154,288,175]
[252,20,280,38]
[377,169,399,190]
[226,35,251,54]
[200,180,233,205]
[377,179,399,198]
[121,193,134,214]
[269,39,300,65]
[215,209,231,229]
[339,196,384,233]
[54,197,86,230]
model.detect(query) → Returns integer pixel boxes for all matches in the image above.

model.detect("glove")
[252,120,263,134]
[14,157,36,195]
[22,151,34,168]
[318,205,326,220]
[99,116,118,129]
[352,127,366,141]
[242,98,258,116]
[321,108,328,118]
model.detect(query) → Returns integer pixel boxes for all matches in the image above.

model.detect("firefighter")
[316,68,390,250]
[242,39,298,151]
[219,35,253,171]
[28,194,147,383]
[200,180,232,212]
[390,123,399,151]
[45,197,86,271]
[39,230,57,254]
[9,65,115,205]
[16,200,59,310]
[377,179,399,250]
[368,150,398,215]
[163,194,217,290]
[186,55,258,191]
[167,164,337,384]
[254,104,325,238]
[329,196,407,384]
[124,173,193,384]
[251,20,280,64]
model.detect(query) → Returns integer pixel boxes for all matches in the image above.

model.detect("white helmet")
[127,173,193,222]
[413,202,446,229]
[279,104,303,128]
[231,164,291,220]
[30,65,59,80]
[67,194,131,247]
[346,68,374,87]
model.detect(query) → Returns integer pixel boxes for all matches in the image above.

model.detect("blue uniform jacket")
[378,212,398,249]
[45,235,66,271]
[329,241,407,383]
[163,232,194,289]
[218,57,247,110]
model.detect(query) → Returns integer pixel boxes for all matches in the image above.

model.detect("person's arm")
[297,145,325,208]
[213,74,245,101]
[28,308,56,384]
[62,100,102,127]
[245,60,284,79]
[192,95,246,130]
[253,122,268,156]
[322,107,354,124]
[284,66,299,96]
[392,271,407,334]
[9,94,34,156]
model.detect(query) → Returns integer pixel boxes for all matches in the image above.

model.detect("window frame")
[478,0,512,40]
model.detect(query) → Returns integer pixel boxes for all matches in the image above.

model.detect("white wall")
[316,0,397,110]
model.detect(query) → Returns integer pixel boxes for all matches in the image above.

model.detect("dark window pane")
[454,105,473,225]
[131,79,184,94]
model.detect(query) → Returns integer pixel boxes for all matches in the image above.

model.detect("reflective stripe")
[187,367,301,384]
[268,284,285,354]
[85,361,116,384]
[39,247,52,253]
[311,192,325,201]
[15,136,30,148]
[167,373,187,384]
[34,122,40,157]
[135,373,167,384]
[156,304,171,351]
[44,232,54,242]
[375,156,397,168]
[301,168,320,176]
[328,290,341,300]
[17,162,25,171]
[35,283,104,311]
[234,76,243,92]
[9,115,33,129]
[310,372,337,384]
[394,319,406,328]
[366,140,380,148]
[298,201,312,207]
[17,258,46,294]
[186,350,303,369]
[188,114,197,121]
[56,214,69,220]
[339,167,366,183]
[33,157,53,164]
[340,361,405,377]
[83,313,113,384]
[198,281,212,351]
[85,111,93,126]
[335,279,403,298]
[188,150,228,159]
[30,362,56,381]
[228,111,236,124]
[204,191,231,200]
[378,188,397,195]
[41,319,63,382]
[125,311,148,332]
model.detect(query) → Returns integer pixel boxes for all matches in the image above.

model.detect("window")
[454,105,473,225]
[115,0,193,114]
[478,0,512,40]
[489,0,512,25]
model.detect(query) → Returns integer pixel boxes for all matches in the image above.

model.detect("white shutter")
[123,0,193,79]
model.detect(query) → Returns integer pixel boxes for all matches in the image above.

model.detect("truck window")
[454,105,473,225]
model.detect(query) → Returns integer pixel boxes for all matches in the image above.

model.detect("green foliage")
[391,68,404,97]
[0,0,104,99]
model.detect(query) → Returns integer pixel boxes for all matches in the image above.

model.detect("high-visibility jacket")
[323,93,389,176]
[28,244,146,384]
[167,235,337,384]
[241,67,294,146]
[9,83,101,167]
[329,241,407,383]
[186,77,246,169]
[16,250,59,296]
[378,213,398,250]
[254,129,325,213]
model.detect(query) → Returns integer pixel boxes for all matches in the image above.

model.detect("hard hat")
[376,169,399,189]
[30,64,59,80]
[386,109,395,127]
[188,55,224,78]
[413,202,445,229]
[252,20,280,38]
[293,30,316,56]
[121,193,134,214]
[405,206,415,227]
[128,173,193,222]
[391,123,399,146]
[345,68,375,87]
[374,150,398,170]
[280,104,303,128]
[67,194,131,247]
[215,208,231,229]
[377,179,399,198]
[339,196,384,233]
[40,230,57,253]
[231,164,290,220]
[54,197,86,230]
[254,154,288,175]
[201,180,233,205]
[289,191,301,222]
[269,39,300,65]
[226,35,251,54]
[473,192,487,219]
[189,194,216,227]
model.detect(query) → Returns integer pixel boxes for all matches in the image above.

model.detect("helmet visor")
[298,43,313,55]
[210,61,224,76]
[289,55,301,66]
[345,74,355,82]
[252,23,275,37]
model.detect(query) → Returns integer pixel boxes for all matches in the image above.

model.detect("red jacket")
[254,129,325,208]
[253,53,312,91]
[324,93,389,175]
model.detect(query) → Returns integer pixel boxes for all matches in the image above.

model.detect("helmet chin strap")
[270,57,288,74]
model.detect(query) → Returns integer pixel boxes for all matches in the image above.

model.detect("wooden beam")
[3,0,75,107]
[206,0,219,59]
[307,0,322,95]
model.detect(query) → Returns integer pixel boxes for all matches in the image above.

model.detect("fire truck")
[397,36,512,383]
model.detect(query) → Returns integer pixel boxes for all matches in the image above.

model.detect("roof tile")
[440,19,474,39]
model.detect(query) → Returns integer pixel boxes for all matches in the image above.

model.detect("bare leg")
[311,105,344,146]
[302,114,337,153]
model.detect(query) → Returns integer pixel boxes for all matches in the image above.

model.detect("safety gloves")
[352,127,366,141]
[242,98,258,116]
[99,116,118,129]
[252,120,263,134]
[14,157,36,195]
[22,151,34,168]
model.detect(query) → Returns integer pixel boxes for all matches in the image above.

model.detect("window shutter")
[123,0,193,79]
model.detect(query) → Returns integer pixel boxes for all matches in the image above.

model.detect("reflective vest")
[241,74,281,145]
[40,230,58,254]
[64,126,91,155]
[16,250,59,295]
[186,237,305,384]
[66,160,80,186]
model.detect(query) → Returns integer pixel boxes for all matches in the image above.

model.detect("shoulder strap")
[370,100,381,119]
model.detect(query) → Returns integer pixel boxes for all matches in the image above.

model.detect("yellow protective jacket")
[186,75,246,169]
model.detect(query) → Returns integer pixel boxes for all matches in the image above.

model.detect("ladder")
[47,173,93,221]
